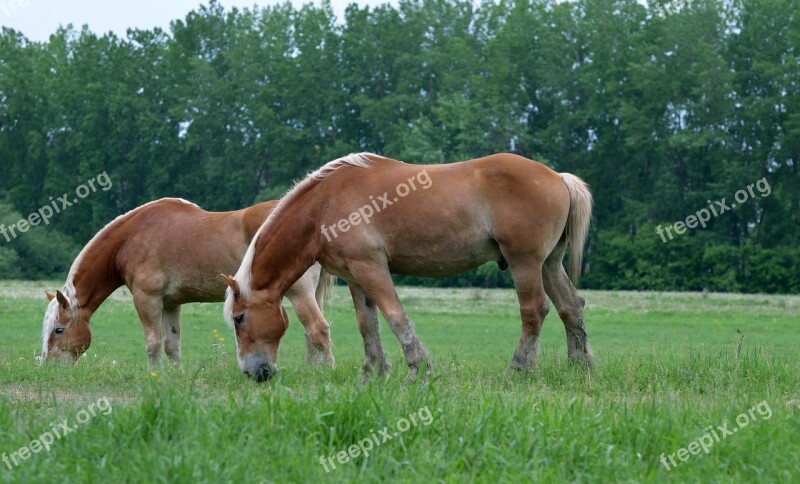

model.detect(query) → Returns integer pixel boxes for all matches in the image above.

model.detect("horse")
[223,152,593,382]
[42,198,335,369]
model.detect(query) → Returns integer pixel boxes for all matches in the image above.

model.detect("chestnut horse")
[42,198,335,369]
[223,153,593,382]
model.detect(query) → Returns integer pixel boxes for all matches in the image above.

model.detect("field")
[1,281,799,482]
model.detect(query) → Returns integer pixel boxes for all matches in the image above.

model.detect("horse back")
[241,200,278,240]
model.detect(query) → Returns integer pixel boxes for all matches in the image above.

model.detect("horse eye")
[54,327,65,335]
[234,314,245,326]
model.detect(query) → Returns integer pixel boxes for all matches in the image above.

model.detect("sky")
[0,0,393,42]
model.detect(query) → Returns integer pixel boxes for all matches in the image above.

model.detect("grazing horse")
[42,198,335,369]
[224,152,593,382]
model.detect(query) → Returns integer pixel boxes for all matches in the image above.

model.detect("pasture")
[1,281,799,482]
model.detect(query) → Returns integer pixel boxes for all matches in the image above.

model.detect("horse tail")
[315,266,336,318]
[559,173,593,286]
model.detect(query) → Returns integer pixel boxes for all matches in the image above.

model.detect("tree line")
[0,0,798,292]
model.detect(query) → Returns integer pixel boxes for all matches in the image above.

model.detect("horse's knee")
[382,308,406,326]
[146,341,162,361]
[358,319,373,336]
[520,299,549,330]
[164,338,180,355]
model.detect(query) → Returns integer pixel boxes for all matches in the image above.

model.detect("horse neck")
[250,198,321,297]
[68,237,124,314]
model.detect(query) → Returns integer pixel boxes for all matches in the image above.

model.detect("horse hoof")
[568,353,594,368]
[407,362,433,383]
[507,363,536,373]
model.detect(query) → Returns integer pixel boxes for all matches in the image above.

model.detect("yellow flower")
[219,338,225,342]
[149,372,157,377]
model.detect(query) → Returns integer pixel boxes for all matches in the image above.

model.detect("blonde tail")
[559,173,593,285]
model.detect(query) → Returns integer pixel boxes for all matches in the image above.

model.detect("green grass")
[1,281,799,482]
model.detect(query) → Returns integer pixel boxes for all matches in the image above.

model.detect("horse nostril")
[254,364,275,382]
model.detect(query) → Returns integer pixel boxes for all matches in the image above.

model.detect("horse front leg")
[349,262,431,382]
[132,290,165,370]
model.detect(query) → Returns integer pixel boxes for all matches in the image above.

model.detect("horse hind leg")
[349,283,390,381]
[542,242,593,366]
[506,254,550,371]
[162,305,182,366]
[287,292,335,368]
[286,267,335,368]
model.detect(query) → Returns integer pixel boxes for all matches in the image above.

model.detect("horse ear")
[45,291,56,301]
[221,274,240,296]
[55,290,69,309]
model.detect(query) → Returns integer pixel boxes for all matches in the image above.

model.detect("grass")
[1,280,799,482]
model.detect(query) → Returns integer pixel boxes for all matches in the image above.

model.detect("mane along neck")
[67,198,198,310]
[235,153,376,298]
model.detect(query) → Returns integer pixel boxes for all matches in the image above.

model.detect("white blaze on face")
[41,297,61,360]
[222,154,374,374]
[223,285,244,369]
[41,285,77,361]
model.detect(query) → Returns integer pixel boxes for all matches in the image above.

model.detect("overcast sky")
[1,0,655,42]
[0,0,393,42]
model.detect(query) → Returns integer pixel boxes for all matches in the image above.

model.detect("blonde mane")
[41,198,198,358]
[224,153,376,326]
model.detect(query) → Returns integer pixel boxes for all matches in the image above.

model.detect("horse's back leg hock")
[162,305,182,366]
[350,262,431,381]
[507,255,549,370]
[349,283,390,380]
[543,245,593,366]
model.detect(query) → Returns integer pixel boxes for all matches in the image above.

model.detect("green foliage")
[0,0,797,291]
[0,245,21,279]
[582,226,800,293]
[0,202,80,279]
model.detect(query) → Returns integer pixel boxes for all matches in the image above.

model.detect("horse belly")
[387,234,501,278]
